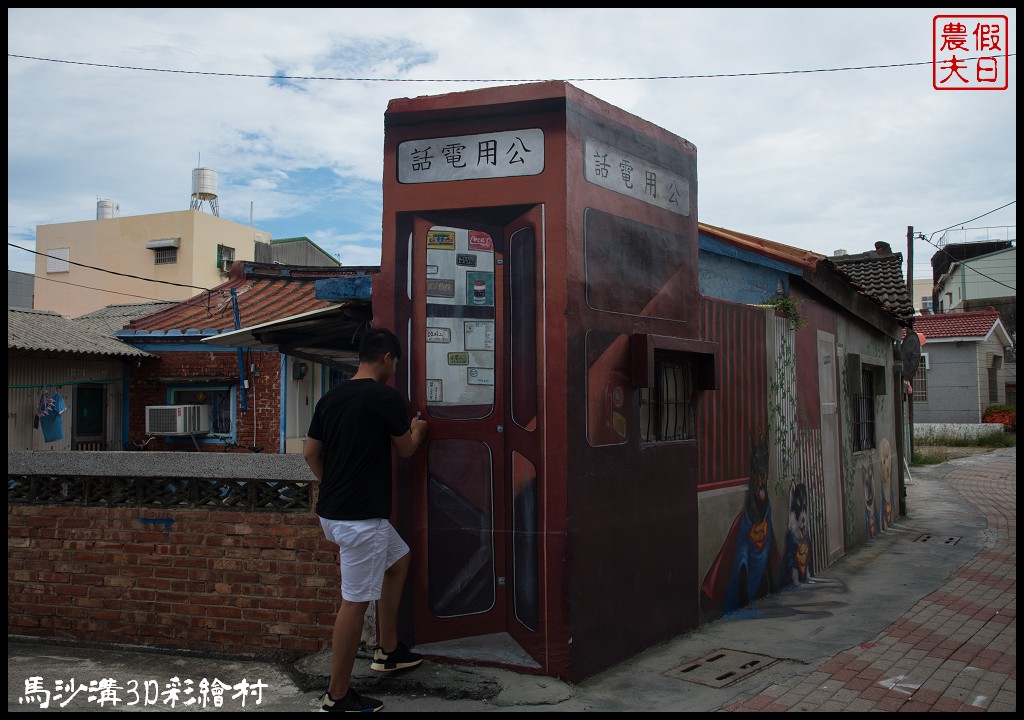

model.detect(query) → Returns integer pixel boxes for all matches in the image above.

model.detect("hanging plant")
[765,292,807,330]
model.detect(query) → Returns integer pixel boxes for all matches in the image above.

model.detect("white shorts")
[319,517,410,602]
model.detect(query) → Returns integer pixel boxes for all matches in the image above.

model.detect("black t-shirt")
[308,378,411,520]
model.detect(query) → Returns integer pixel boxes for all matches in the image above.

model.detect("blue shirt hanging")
[37,391,67,443]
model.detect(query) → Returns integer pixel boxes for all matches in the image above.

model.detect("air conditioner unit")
[145,405,212,435]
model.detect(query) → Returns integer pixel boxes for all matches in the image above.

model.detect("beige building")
[34,209,271,317]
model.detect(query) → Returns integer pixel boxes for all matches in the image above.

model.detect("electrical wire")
[916,201,1017,292]
[9,52,1016,84]
[9,242,211,293]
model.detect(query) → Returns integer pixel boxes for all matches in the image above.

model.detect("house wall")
[8,269,34,308]
[978,335,1008,410]
[912,343,984,424]
[34,211,268,317]
[696,300,776,620]
[935,247,1016,313]
[128,347,282,452]
[697,236,789,304]
[8,355,127,451]
[836,317,899,547]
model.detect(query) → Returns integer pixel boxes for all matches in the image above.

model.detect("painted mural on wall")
[879,438,894,529]
[784,481,812,584]
[700,437,781,613]
[768,312,814,586]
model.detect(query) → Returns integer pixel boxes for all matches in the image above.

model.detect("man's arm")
[303,437,325,481]
[391,417,428,458]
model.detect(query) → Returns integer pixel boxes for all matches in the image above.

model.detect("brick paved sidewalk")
[723,450,1016,712]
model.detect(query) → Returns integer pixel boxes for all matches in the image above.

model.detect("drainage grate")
[914,534,962,545]
[664,648,777,688]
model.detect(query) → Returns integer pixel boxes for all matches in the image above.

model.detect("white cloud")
[8,8,1016,279]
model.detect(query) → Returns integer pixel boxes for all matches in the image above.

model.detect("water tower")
[189,167,219,216]
[96,198,119,219]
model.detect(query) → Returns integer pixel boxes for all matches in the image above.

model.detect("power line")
[30,273,180,304]
[9,242,211,294]
[10,52,1014,83]
[915,201,1017,292]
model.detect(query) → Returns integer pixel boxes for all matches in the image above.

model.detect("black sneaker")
[320,688,383,712]
[370,642,424,672]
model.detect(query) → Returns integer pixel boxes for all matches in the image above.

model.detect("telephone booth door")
[408,206,545,663]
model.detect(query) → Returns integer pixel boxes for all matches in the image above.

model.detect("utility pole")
[903,225,914,515]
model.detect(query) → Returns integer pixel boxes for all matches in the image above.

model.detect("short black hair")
[359,327,402,363]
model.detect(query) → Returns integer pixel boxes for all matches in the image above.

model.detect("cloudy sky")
[8,8,1016,290]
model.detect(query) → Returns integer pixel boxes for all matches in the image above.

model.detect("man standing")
[304,327,428,713]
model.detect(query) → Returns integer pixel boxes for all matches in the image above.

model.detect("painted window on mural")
[639,355,696,442]
[423,226,496,421]
[583,208,690,322]
[585,330,630,447]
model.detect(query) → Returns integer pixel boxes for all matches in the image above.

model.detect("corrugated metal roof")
[8,308,151,357]
[74,301,178,334]
[828,243,915,322]
[912,309,1003,339]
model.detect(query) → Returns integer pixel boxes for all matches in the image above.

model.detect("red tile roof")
[123,262,378,334]
[911,309,1002,339]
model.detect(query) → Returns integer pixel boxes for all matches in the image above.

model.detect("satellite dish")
[901,331,926,379]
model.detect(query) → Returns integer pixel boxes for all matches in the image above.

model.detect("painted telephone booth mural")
[376,82,709,682]
[412,213,544,662]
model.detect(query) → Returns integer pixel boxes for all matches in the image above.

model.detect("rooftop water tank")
[97,199,119,219]
[189,167,220,216]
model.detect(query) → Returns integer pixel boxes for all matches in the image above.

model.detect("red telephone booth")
[375,82,716,682]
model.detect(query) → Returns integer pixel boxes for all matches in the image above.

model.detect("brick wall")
[129,348,282,452]
[7,502,339,658]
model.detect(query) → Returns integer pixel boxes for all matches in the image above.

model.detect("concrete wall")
[837,315,899,548]
[913,423,1006,443]
[8,269,34,308]
[913,343,987,424]
[34,211,266,317]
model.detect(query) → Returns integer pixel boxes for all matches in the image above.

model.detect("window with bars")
[639,356,696,442]
[852,368,876,451]
[912,363,928,403]
[154,247,178,265]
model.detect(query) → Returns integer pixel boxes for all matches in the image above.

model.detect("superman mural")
[700,439,781,613]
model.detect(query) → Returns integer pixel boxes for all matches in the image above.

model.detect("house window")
[852,368,876,451]
[46,248,71,273]
[920,296,933,313]
[154,248,178,265]
[169,385,233,436]
[988,356,1002,404]
[912,363,928,403]
[217,244,236,271]
[639,355,696,442]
